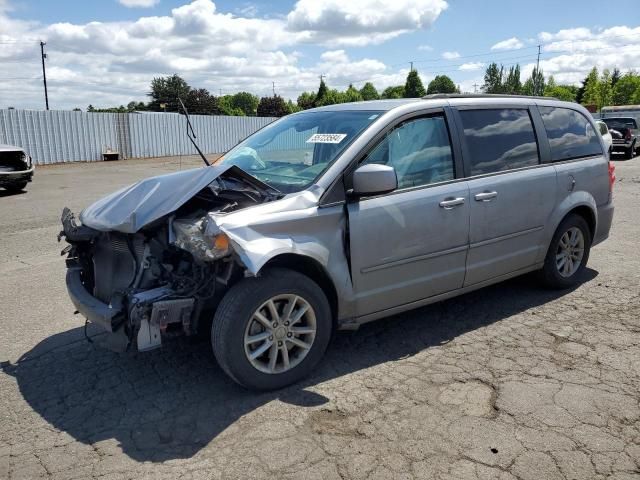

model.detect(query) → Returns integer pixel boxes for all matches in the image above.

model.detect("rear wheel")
[211,268,332,390]
[5,181,27,192]
[625,143,635,160]
[540,214,591,289]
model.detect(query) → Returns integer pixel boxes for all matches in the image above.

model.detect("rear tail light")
[608,161,616,192]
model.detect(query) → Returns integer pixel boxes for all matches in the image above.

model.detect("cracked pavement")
[0,155,639,479]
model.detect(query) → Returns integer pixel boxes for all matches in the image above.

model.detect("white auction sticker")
[306,133,347,144]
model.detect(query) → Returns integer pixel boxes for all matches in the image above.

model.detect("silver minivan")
[61,95,615,389]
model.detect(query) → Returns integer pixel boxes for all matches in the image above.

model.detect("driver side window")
[361,115,455,189]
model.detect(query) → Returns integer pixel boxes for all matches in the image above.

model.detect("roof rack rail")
[422,93,555,100]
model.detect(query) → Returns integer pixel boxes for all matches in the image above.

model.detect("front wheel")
[211,268,332,390]
[539,214,591,289]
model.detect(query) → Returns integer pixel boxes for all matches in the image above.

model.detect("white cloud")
[531,26,640,84]
[418,44,433,51]
[118,0,160,8]
[0,2,639,110]
[459,62,484,71]
[491,37,524,50]
[441,51,460,60]
[287,0,448,46]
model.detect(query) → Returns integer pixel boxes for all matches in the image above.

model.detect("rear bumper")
[594,202,614,246]
[66,267,121,332]
[611,141,634,151]
[0,166,34,186]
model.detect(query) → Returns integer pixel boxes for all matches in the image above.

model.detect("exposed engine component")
[59,166,279,352]
[172,215,230,263]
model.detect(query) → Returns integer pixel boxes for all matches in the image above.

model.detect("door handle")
[474,191,498,202]
[439,197,466,209]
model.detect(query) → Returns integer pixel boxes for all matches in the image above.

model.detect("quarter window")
[361,115,455,189]
[539,107,602,161]
[459,109,539,175]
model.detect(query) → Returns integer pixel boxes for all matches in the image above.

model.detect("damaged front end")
[59,165,279,352]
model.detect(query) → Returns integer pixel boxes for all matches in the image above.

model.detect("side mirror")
[351,164,397,196]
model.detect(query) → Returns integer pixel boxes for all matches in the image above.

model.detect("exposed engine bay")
[59,166,280,352]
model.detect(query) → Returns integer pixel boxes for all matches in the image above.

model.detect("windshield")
[217,110,382,193]
[603,118,637,129]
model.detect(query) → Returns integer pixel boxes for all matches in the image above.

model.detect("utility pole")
[472,83,479,93]
[272,81,276,96]
[409,61,414,72]
[535,44,541,95]
[40,41,49,110]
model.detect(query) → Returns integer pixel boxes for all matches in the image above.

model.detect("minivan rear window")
[539,107,602,162]
[459,109,539,176]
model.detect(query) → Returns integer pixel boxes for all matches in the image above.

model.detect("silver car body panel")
[80,166,229,233]
[73,96,614,329]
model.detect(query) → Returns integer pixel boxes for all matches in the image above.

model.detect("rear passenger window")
[361,115,455,189]
[459,109,539,176]
[539,107,602,161]
[598,122,608,136]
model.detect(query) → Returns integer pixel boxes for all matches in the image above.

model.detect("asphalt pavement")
[0,155,638,480]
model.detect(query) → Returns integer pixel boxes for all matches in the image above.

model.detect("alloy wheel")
[243,294,317,374]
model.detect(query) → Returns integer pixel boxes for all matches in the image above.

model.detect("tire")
[211,268,332,390]
[5,181,27,192]
[540,214,592,289]
[625,143,635,160]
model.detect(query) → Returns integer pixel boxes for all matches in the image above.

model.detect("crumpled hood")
[80,165,233,233]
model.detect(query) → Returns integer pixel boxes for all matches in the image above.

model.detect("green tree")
[229,91,259,116]
[286,99,302,114]
[522,66,545,96]
[404,70,427,97]
[426,75,458,94]
[184,88,219,115]
[257,95,289,117]
[575,75,588,104]
[612,72,640,105]
[218,95,245,116]
[611,67,621,88]
[381,85,405,99]
[544,84,577,102]
[314,78,329,107]
[148,74,191,112]
[343,84,363,103]
[359,82,379,100]
[482,62,504,93]
[503,65,522,94]
[297,91,315,110]
[582,67,600,108]
[598,69,614,109]
[87,104,95,112]
[126,101,147,112]
[315,88,346,106]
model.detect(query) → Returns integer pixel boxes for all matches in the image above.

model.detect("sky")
[0,0,639,110]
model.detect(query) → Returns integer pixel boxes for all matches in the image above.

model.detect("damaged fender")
[201,187,357,319]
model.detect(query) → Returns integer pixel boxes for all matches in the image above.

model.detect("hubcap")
[243,294,317,374]
[555,227,584,278]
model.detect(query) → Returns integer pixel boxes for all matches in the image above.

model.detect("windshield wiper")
[178,98,210,167]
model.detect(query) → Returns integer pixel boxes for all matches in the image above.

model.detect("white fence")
[0,109,277,165]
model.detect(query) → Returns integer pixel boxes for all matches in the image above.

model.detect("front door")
[347,113,470,316]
